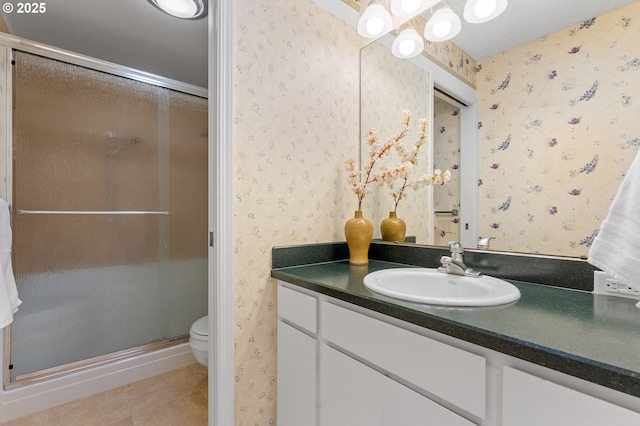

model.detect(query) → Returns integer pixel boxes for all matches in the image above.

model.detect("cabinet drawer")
[503,367,640,426]
[321,301,486,418]
[277,283,317,333]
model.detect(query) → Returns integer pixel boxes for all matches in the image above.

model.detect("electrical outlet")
[593,271,640,300]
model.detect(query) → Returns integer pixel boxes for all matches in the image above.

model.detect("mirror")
[360,35,433,244]
[360,1,640,258]
[360,29,478,247]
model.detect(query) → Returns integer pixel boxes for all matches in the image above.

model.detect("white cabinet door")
[322,300,486,418]
[320,344,384,426]
[320,344,475,426]
[503,367,640,426]
[383,377,475,426]
[277,321,316,426]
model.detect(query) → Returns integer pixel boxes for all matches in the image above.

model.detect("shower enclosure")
[2,42,208,385]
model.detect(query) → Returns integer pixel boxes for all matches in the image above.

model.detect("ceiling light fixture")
[463,0,507,23]
[423,6,461,42]
[392,25,425,58]
[148,0,206,19]
[357,0,393,38]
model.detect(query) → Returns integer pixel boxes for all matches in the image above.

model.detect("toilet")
[189,316,208,366]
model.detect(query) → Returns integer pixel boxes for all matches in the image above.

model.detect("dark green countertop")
[272,258,640,399]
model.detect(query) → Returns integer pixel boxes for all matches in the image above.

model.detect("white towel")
[0,198,20,328]
[588,149,640,296]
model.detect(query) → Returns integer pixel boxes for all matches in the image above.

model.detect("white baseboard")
[0,343,196,423]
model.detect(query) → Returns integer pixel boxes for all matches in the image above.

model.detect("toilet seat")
[191,316,208,337]
[189,315,209,367]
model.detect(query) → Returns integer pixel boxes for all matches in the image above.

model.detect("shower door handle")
[16,210,169,215]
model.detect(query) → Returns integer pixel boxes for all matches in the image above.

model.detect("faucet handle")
[477,236,496,249]
[448,241,463,254]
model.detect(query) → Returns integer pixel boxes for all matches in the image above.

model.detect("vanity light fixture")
[390,0,431,18]
[463,0,507,23]
[358,0,394,38]
[423,5,461,42]
[392,25,425,58]
[147,0,206,19]
[359,0,506,43]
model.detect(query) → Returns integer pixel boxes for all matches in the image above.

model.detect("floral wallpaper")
[477,2,640,257]
[233,1,360,424]
[228,0,631,422]
[422,36,477,88]
[433,97,461,245]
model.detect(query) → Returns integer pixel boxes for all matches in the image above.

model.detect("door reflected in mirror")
[433,94,461,245]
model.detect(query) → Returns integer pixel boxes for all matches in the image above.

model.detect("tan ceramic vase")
[380,211,406,243]
[344,210,373,265]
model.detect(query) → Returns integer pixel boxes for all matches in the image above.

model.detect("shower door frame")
[0,33,208,388]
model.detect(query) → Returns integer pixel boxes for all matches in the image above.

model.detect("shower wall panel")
[13,52,162,272]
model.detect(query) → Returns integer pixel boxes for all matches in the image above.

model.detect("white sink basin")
[363,268,521,307]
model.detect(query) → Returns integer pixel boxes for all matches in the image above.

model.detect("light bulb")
[366,17,385,36]
[424,7,461,42]
[390,0,423,16]
[398,39,416,56]
[402,0,421,14]
[357,3,393,38]
[392,28,424,58]
[432,20,452,38]
[463,0,507,23]
[474,0,496,19]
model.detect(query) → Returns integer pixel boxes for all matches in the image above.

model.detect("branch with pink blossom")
[376,114,451,212]
[345,111,411,211]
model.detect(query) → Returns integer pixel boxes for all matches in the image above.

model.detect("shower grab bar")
[434,208,459,216]
[17,209,169,215]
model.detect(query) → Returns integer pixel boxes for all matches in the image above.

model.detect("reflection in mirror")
[477,2,640,258]
[360,34,433,244]
[433,92,461,245]
[360,1,640,258]
[360,22,478,248]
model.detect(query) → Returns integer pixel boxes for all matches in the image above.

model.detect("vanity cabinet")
[502,367,640,426]
[277,282,480,425]
[277,281,640,425]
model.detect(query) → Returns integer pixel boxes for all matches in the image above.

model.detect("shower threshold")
[5,335,189,390]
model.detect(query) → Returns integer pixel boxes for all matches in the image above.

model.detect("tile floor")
[0,364,208,426]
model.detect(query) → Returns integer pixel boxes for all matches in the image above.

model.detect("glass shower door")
[8,51,207,382]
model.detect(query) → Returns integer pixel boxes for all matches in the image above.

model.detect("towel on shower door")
[0,198,20,329]
[588,149,640,296]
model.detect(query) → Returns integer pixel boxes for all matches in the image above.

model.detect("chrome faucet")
[477,236,496,249]
[437,241,482,277]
